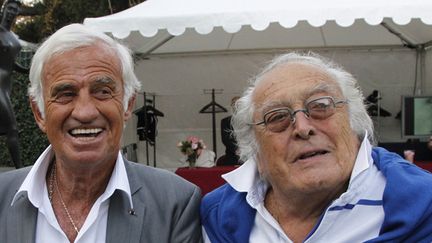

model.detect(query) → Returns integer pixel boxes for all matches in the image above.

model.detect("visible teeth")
[71,128,103,135]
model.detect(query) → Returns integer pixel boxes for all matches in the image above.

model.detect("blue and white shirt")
[218,134,385,242]
[201,135,432,242]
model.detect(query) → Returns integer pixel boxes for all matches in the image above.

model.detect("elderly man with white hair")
[201,52,432,242]
[0,23,202,243]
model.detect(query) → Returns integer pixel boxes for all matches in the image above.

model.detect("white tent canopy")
[84,0,432,54]
[84,0,432,169]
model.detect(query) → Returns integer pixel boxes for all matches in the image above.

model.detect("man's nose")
[71,93,99,122]
[291,111,314,139]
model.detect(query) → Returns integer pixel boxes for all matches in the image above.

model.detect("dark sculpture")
[0,0,23,168]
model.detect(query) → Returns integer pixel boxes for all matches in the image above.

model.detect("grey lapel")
[6,194,38,243]
[106,160,145,243]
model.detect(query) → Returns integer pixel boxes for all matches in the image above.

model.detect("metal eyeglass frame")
[250,96,348,132]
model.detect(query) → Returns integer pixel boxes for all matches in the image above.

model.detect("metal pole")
[153,94,157,167]
[211,89,217,158]
[143,92,150,166]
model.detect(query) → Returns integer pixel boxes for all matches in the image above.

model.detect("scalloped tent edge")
[84,0,432,55]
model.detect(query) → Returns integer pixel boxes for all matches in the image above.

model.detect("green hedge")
[0,72,49,167]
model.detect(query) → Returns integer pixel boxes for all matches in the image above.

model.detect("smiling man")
[0,24,202,243]
[201,52,432,242]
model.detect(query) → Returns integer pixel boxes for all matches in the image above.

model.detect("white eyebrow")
[256,82,339,112]
[306,82,340,98]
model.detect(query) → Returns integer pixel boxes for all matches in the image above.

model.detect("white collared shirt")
[218,133,386,243]
[12,145,134,243]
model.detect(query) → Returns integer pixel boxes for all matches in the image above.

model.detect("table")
[176,162,432,196]
[414,161,432,172]
[175,166,237,196]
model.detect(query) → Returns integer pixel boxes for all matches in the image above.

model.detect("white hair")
[28,23,141,117]
[232,52,374,162]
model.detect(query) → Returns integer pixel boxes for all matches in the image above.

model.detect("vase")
[187,153,197,168]
[189,160,196,168]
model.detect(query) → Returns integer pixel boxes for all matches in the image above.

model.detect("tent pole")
[419,46,426,95]
[137,34,175,58]
[380,22,416,48]
[381,22,428,95]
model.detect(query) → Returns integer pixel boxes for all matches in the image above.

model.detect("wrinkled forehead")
[40,44,123,95]
[252,63,342,108]
[42,43,120,73]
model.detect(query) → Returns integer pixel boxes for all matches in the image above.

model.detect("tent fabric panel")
[84,0,432,38]
[125,20,428,54]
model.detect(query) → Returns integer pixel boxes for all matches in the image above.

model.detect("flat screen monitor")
[402,95,432,139]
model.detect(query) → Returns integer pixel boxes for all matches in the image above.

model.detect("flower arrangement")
[177,136,206,167]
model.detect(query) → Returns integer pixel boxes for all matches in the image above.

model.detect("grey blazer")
[0,160,203,243]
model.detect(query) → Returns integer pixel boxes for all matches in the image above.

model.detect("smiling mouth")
[69,128,103,138]
[297,150,329,161]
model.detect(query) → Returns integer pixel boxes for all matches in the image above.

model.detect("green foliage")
[0,72,49,166]
[0,0,146,166]
[14,16,45,43]
[6,0,136,43]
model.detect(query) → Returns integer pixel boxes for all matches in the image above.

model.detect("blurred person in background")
[218,96,242,166]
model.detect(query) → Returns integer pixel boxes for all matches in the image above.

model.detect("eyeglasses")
[251,96,348,133]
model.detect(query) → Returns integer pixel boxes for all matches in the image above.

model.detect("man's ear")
[124,94,136,121]
[30,99,46,133]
